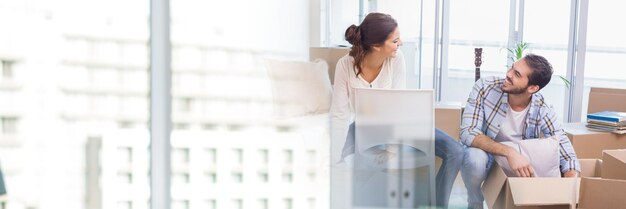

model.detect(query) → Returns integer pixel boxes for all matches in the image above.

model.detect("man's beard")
[502,85,529,94]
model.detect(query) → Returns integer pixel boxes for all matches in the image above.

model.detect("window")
[259,149,269,164]
[442,0,511,103]
[283,149,293,164]
[258,199,268,209]
[174,123,190,130]
[173,148,190,164]
[205,199,217,209]
[257,172,268,183]
[117,201,132,209]
[523,0,573,120]
[231,172,243,183]
[283,198,293,209]
[172,200,190,209]
[206,148,217,164]
[282,172,293,183]
[178,97,193,113]
[1,60,13,79]
[2,0,150,208]
[306,150,316,164]
[232,199,243,209]
[329,0,360,46]
[307,198,316,209]
[582,0,626,118]
[233,148,243,164]
[173,173,190,184]
[202,123,217,130]
[117,172,132,184]
[117,147,133,164]
[206,172,216,183]
[118,120,134,129]
[0,117,18,134]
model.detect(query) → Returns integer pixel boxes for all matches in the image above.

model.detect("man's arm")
[460,78,534,177]
[471,134,535,177]
[539,107,581,177]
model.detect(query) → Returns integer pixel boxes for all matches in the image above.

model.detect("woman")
[329,12,463,208]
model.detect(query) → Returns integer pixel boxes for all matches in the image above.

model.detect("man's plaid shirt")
[460,76,580,172]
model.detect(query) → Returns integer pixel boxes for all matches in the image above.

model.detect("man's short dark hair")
[524,54,553,90]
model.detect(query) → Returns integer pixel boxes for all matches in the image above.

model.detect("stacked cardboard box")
[563,87,626,158]
[434,103,463,170]
[564,123,626,159]
[435,102,463,141]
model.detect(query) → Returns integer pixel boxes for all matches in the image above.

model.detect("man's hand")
[506,150,535,177]
[563,170,579,177]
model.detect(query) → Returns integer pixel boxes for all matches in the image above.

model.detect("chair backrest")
[354,88,434,154]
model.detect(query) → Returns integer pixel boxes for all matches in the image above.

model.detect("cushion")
[494,136,561,177]
[265,59,332,117]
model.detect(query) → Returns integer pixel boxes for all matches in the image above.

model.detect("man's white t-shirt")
[494,104,531,143]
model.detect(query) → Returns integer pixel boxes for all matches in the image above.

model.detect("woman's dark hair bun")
[344,24,360,45]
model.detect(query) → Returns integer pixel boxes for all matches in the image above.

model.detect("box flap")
[579,177,626,209]
[588,87,626,113]
[481,164,508,209]
[508,178,579,206]
[579,159,602,177]
[602,149,626,180]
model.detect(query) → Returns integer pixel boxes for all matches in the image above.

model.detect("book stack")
[586,111,626,134]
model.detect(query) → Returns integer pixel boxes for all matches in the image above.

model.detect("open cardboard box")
[578,150,626,209]
[481,159,602,209]
[578,177,626,209]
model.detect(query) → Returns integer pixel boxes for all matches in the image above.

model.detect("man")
[459,54,580,209]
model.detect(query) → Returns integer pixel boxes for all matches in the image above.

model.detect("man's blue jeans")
[341,123,464,208]
[460,147,495,209]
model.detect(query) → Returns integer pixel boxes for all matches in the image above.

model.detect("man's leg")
[461,147,493,209]
[434,128,464,208]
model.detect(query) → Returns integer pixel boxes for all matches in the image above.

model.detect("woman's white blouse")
[329,50,406,163]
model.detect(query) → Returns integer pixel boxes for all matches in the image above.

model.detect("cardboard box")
[587,87,626,113]
[578,177,626,209]
[309,47,350,85]
[563,122,626,159]
[481,159,601,209]
[435,102,463,141]
[578,158,626,209]
[601,149,626,180]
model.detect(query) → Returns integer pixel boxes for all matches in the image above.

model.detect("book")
[587,119,626,127]
[586,123,626,130]
[586,111,626,123]
[586,127,626,134]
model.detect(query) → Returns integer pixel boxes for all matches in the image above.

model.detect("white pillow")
[265,59,332,117]
[494,136,561,177]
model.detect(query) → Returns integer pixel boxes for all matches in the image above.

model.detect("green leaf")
[559,76,571,89]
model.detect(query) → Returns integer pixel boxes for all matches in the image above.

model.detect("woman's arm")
[330,56,353,163]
